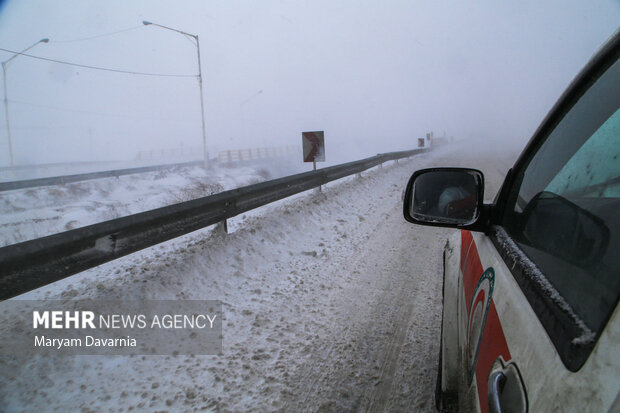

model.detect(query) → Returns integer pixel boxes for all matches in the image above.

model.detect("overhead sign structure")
[302,131,325,163]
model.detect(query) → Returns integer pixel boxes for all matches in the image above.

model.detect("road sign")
[302,131,325,163]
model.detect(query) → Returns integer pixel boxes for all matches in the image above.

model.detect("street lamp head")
[142,21,152,26]
[40,38,50,43]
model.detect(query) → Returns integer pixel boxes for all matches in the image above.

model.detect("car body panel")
[460,230,512,412]
[443,229,620,412]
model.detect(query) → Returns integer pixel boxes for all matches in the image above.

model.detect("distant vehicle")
[403,31,620,412]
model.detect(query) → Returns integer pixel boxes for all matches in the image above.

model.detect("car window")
[545,108,620,198]
[502,57,620,345]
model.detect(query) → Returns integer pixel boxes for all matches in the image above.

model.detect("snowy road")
[0,143,515,412]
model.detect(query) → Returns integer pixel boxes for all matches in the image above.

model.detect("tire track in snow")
[277,161,450,412]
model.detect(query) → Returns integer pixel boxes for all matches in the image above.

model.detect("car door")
[457,40,620,412]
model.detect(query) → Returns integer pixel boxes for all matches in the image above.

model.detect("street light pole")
[2,38,49,167]
[195,35,208,169]
[143,20,209,168]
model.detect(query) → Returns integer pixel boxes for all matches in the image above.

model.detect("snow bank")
[0,160,302,247]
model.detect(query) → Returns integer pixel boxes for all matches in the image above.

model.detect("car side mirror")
[403,168,488,231]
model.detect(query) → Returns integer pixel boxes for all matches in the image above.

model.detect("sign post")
[302,131,325,190]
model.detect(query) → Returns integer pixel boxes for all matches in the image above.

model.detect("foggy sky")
[0,0,618,166]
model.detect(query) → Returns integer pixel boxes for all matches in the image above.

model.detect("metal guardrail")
[0,148,428,300]
[0,160,205,192]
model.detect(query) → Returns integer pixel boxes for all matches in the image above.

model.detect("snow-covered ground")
[0,159,304,246]
[0,143,516,412]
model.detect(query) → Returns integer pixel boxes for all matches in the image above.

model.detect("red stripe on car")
[461,230,512,413]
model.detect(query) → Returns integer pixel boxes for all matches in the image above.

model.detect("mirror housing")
[403,168,490,232]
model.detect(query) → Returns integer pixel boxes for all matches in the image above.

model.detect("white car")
[403,31,620,412]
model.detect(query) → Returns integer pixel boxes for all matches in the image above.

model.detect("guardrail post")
[216,219,228,234]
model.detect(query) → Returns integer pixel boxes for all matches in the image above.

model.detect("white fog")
[0,0,618,167]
